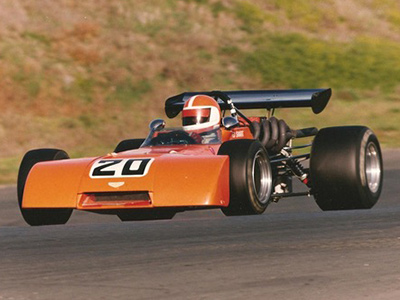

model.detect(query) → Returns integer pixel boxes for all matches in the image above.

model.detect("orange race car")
[18,89,383,226]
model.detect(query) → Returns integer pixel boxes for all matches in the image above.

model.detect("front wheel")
[310,126,383,211]
[18,149,73,226]
[218,140,273,216]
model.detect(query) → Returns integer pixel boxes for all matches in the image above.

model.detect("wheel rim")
[365,142,381,193]
[252,150,272,204]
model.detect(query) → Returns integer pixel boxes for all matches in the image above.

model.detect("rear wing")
[165,88,331,118]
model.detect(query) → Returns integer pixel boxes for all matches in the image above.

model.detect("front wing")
[22,155,230,210]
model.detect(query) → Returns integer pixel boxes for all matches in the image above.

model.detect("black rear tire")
[117,209,176,221]
[114,139,145,153]
[218,140,273,216]
[18,149,73,226]
[310,126,383,210]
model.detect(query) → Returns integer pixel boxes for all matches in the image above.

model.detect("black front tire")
[114,139,145,153]
[218,140,273,216]
[310,126,383,211]
[18,149,73,226]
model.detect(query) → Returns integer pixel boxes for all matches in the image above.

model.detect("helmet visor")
[182,108,211,126]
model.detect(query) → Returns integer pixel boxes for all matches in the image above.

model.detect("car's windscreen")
[141,127,221,147]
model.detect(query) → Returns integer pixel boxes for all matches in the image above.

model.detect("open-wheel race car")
[18,89,383,225]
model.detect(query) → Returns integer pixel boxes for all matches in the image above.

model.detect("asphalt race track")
[0,150,399,299]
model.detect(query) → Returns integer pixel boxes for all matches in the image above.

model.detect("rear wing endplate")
[165,88,331,118]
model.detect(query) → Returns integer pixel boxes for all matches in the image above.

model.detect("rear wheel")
[114,139,145,153]
[218,140,273,216]
[310,126,383,210]
[117,209,176,221]
[18,149,73,226]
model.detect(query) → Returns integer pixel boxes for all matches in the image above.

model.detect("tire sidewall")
[245,143,272,213]
[356,129,383,208]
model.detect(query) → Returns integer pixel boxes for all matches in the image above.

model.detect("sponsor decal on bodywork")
[232,130,244,138]
[90,158,154,178]
[108,182,125,188]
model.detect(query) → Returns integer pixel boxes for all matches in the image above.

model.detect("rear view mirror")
[222,116,239,130]
[149,119,166,131]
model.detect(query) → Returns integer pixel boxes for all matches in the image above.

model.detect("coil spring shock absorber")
[286,158,310,187]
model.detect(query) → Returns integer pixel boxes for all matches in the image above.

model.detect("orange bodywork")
[22,144,230,210]
[221,126,253,141]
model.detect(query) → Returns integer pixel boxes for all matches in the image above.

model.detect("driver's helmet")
[182,95,221,132]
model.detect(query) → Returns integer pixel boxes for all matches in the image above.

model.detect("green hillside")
[0,0,399,183]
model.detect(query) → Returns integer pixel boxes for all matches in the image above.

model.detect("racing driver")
[182,95,222,144]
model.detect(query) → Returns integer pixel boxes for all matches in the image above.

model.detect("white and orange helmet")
[182,95,221,132]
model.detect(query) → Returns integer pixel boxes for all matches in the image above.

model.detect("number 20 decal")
[90,158,154,178]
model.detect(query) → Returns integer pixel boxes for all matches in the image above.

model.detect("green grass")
[21,31,52,46]
[0,156,20,185]
[234,1,268,31]
[241,34,400,91]
[109,79,153,104]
